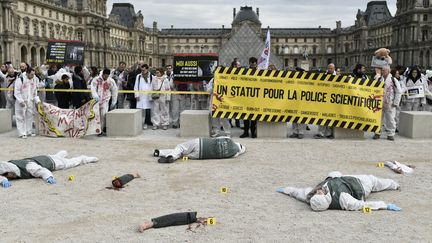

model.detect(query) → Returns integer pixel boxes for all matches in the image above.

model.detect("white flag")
[258,29,271,69]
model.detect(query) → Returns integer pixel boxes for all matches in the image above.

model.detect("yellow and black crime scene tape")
[0,88,209,95]
[212,67,388,133]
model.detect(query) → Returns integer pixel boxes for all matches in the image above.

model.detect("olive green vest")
[311,176,365,210]
[8,156,54,179]
[199,138,240,159]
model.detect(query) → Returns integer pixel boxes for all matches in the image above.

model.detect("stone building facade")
[0,0,431,70]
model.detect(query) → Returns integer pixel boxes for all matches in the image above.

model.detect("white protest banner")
[37,100,101,138]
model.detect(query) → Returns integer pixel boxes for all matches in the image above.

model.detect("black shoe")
[314,134,324,139]
[97,133,106,137]
[172,125,178,129]
[251,133,257,138]
[158,156,174,163]
[289,134,299,138]
[373,134,380,140]
[395,129,399,133]
[153,149,159,157]
[298,134,304,139]
[326,135,334,139]
[306,125,310,131]
[240,133,249,138]
[387,136,395,141]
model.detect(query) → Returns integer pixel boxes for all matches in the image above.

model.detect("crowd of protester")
[0,57,431,140]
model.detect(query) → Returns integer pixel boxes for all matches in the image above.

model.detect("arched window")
[327,46,333,54]
[283,46,289,54]
[21,46,28,63]
[39,48,45,65]
[293,46,299,54]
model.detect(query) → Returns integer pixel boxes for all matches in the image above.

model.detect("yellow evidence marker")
[362,206,372,214]
[68,175,75,182]
[377,162,385,168]
[207,217,216,225]
[220,187,229,194]
[182,156,189,161]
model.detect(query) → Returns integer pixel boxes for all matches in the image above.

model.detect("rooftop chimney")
[233,8,236,20]
[256,8,259,17]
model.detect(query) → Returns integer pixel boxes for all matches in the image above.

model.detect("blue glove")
[387,204,401,211]
[1,180,11,188]
[276,187,285,193]
[46,176,56,184]
[94,97,100,103]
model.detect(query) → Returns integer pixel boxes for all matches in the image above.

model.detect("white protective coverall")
[207,78,231,137]
[279,171,400,211]
[134,73,153,126]
[0,150,98,186]
[14,74,41,137]
[377,74,402,137]
[151,76,170,127]
[91,76,118,131]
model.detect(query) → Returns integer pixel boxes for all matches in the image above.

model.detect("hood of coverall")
[310,191,332,211]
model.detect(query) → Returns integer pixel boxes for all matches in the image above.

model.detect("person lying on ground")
[153,137,246,163]
[138,212,210,232]
[0,150,98,188]
[277,171,401,211]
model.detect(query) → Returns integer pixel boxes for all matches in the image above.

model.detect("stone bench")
[333,127,364,139]
[399,111,432,138]
[106,109,142,137]
[180,110,211,137]
[257,121,288,138]
[0,109,12,133]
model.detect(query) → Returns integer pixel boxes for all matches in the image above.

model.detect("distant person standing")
[134,64,153,129]
[113,61,128,108]
[54,74,72,109]
[315,63,336,139]
[240,57,258,139]
[91,69,118,135]
[373,65,402,141]
[126,60,145,109]
[151,68,170,130]
[169,64,189,128]
[71,66,90,108]
[14,68,40,139]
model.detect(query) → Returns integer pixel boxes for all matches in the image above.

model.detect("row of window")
[274,38,334,43]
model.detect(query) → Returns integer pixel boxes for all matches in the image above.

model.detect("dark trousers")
[243,120,256,135]
[144,108,152,125]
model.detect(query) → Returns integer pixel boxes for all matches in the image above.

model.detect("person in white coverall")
[0,150,98,188]
[151,68,171,130]
[401,67,432,111]
[154,137,246,163]
[277,171,401,211]
[14,68,41,139]
[134,64,153,129]
[373,65,402,141]
[91,68,118,135]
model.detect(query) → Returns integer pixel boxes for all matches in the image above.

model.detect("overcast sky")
[107,0,397,29]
